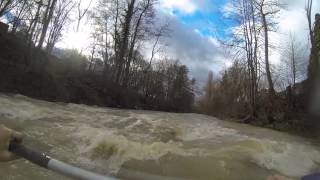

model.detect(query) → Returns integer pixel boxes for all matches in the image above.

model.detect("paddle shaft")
[9,141,117,180]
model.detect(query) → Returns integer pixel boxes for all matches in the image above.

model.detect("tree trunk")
[88,45,96,72]
[306,0,314,48]
[11,0,27,34]
[123,0,150,87]
[103,20,109,75]
[37,0,57,49]
[262,13,275,95]
[111,0,120,80]
[28,0,42,45]
[291,40,296,85]
[115,0,135,84]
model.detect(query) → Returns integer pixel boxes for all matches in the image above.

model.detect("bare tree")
[225,0,261,119]
[10,0,28,33]
[37,0,58,49]
[114,0,136,84]
[205,71,215,103]
[91,0,167,88]
[148,21,169,67]
[280,33,306,86]
[141,21,170,96]
[199,61,249,117]
[123,0,156,86]
[305,0,320,80]
[306,0,314,47]
[255,0,281,95]
[76,0,93,31]
[92,0,124,79]
[111,0,120,78]
[27,0,43,44]
[46,0,75,54]
[0,0,17,17]
[244,0,260,117]
[90,0,112,75]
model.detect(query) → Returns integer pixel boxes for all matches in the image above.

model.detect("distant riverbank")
[0,32,194,113]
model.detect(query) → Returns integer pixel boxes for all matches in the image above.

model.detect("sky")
[57,0,320,85]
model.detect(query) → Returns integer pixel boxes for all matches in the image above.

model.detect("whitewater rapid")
[0,94,319,180]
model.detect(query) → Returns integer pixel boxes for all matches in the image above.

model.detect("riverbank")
[195,82,315,138]
[221,116,315,139]
[0,32,194,113]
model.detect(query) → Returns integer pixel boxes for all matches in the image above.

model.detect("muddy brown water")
[0,94,319,180]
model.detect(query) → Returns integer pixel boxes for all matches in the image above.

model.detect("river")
[0,94,319,180]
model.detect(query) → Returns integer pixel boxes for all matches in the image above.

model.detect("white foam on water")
[72,125,205,173]
[251,139,320,177]
[0,95,51,120]
[0,94,123,123]
[178,121,239,141]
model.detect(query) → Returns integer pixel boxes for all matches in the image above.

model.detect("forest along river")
[0,94,319,180]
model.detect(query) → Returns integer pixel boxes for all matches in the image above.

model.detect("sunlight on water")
[0,94,319,180]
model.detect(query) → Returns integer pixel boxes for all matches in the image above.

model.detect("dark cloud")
[159,13,227,85]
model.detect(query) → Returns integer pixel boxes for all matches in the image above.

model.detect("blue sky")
[161,0,235,39]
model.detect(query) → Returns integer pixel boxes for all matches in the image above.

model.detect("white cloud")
[194,28,201,34]
[158,14,228,85]
[222,2,236,18]
[161,0,197,14]
[269,0,320,65]
[279,0,320,35]
[56,30,91,51]
[279,9,306,33]
[209,36,221,47]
